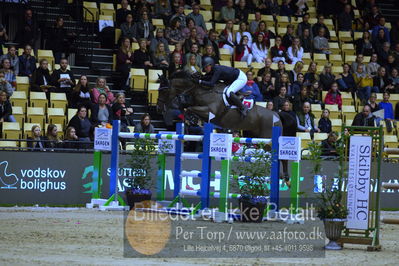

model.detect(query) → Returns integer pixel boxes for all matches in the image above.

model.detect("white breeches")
[226,70,248,95]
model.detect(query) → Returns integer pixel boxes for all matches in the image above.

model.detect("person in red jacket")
[324,82,342,109]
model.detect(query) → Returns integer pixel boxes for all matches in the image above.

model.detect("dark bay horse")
[157,72,297,183]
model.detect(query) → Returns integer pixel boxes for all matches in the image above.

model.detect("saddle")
[222,86,254,110]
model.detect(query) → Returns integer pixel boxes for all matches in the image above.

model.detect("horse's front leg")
[186,106,212,121]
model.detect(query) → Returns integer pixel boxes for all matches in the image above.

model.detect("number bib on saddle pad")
[222,86,255,110]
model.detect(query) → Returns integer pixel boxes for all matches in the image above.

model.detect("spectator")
[170,42,184,64]
[235,0,249,23]
[280,99,296,119]
[376,42,391,65]
[373,28,389,51]
[154,0,172,25]
[353,64,375,103]
[262,0,279,16]
[183,27,201,52]
[289,61,304,84]
[270,36,288,63]
[321,131,338,156]
[280,0,294,17]
[291,72,305,96]
[1,58,16,93]
[166,18,185,46]
[63,126,79,149]
[254,21,275,48]
[355,31,374,56]
[183,54,201,74]
[258,72,275,101]
[296,101,320,134]
[27,125,45,151]
[384,55,398,77]
[309,80,323,104]
[374,66,393,93]
[367,92,380,113]
[232,131,243,154]
[240,70,263,102]
[184,43,202,69]
[236,22,252,48]
[51,58,76,96]
[132,11,154,43]
[0,70,13,97]
[0,46,19,75]
[257,58,276,79]
[312,15,330,39]
[282,24,295,49]
[169,5,186,28]
[235,35,253,66]
[372,17,390,43]
[319,63,336,90]
[324,82,342,109]
[390,68,399,91]
[18,44,36,78]
[44,124,62,150]
[266,101,274,110]
[30,59,53,94]
[168,52,183,77]
[120,14,135,41]
[15,9,38,48]
[251,33,268,63]
[91,93,113,126]
[249,11,262,34]
[300,28,313,53]
[351,54,366,73]
[219,20,236,54]
[182,18,206,45]
[364,5,381,28]
[378,91,394,121]
[134,113,155,133]
[203,29,220,61]
[273,86,289,111]
[391,20,399,45]
[71,75,91,109]
[116,37,134,89]
[133,38,153,68]
[275,60,289,84]
[112,92,135,130]
[49,17,74,64]
[304,61,319,84]
[0,91,16,122]
[0,24,9,51]
[92,77,115,105]
[287,37,304,65]
[116,0,133,27]
[292,85,311,112]
[297,13,312,37]
[337,63,357,93]
[220,0,235,22]
[353,105,375,127]
[187,4,207,31]
[367,53,380,77]
[276,72,292,96]
[152,42,170,70]
[67,105,93,142]
[318,109,332,133]
[203,45,219,65]
[337,4,353,31]
[313,28,330,54]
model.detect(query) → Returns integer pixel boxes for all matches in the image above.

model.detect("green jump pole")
[290,161,300,215]
[92,151,102,199]
[219,159,230,213]
[156,153,166,201]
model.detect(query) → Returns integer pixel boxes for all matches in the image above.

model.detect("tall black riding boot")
[229,92,248,118]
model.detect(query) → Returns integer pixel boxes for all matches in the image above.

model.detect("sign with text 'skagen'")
[278,136,301,161]
[94,127,112,151]
[209,133,232,159]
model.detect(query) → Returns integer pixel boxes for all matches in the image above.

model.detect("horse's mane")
[169,70,192,80]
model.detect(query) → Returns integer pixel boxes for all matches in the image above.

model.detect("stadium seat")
[27,107,45,128]
[0,141,18,148]
[332,66,343,74]
[296,132,311,149]
[338,31,353,43]
[313,53,328,65]
[50,93,68,111]
[200,10,212,22]
[324,19,335,31]
[130,68,147,91]
[18,48,34,56]
[219,60,232,67]
[37,49,55,69]
[219,48,232,61]
[148,83,159,106]
[148,69,163,84]
[384,135,398,148]
[29,92,48,109]
[341,105,356,121]
[331,119,343,132]
[329,30,338,41]
[117,3,131,10]
[2,122,21,140]
[201,0,212,10]
[341,92,354,105]
[311,103,322,118]
[256,102,267,108]
[261,15,274,23]
[10,91,27,113]
[302,53,312,64]
[276,16,290,28]
[45,123,64,138]
[353,31,363,40]
[205,22,212,30]
[329,42,341,54]
[152,19,164,29]
[112,54,116,71]
[381,120,395,135]
[277,27,287,35]
[345,119,353,126]
[23,122,41,138]
[329,54,343,66]
[342,43,355,56]
[325,104,340,119]
[12,106,24,125]
[15,76,30,93]
[100,3,115,21]
[314,132,328,142]
[67,108,77,123]
[234,61,249,72]
[115,28,121,44]
[83,1,99,22]
[47,108,66,126]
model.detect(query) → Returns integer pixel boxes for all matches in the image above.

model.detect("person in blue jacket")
[198,57,249,117]
[240,70,263,102]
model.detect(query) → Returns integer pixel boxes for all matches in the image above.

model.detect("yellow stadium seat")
[261,15,274,23]
[302,53,312,64]
[308,6,316,15]
[0,141,18,148]
[10,91,27,113]
[112,54,116,71]
[276,16,290,28]
[342,43,355,56]
[313,53,328,65]
[100,3,115,21]
[329,54,343,66]
[345,54,356,64]
[256,102,267,108]
[200,10,212,22]
[219,48,232,61]
[381,120,395,135]
[50,93,68,111]
[384,135,398,148]
[329,30,338,41]
[115,28,121,44]
[130,68,147,91]
[329,42,341,54]
[67,108,77,123]
[18,48,34,56]
[12,106,24,125]
[331,119,343,132]
[385,22,392,29]
[202,0,212,10]
[354,31,363,40]
[296,132,311,149]
[83,1,99,21]
[215,23,225,32]
[47,108,66,126]
[99,15,112,21]
[16,76,30,93]
[332,66,343,74]
[37,49,55,69]
[341,105,356,121]
[325,104,340,119]
[148,69,163,84]
[341,92,354,105]
[338,31,353,43]
[148,83,159,106]
[23,122,42,138]
[44,123,64,138]
[324,19,335,30]
[27,107,45,128]
[29,92,48,109]
[277,27,287,35]
[152,19,164,29]
[311,103,323,118]
[234,61,249,72]
[314,132,328,142]
[116,3,131,10]
[219,60,232,67]
[2,122,21,140]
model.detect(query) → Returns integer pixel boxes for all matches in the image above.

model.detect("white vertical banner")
[346,136,372,230]
[209,133,232,159]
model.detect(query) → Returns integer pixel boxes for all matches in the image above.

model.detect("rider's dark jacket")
[200,65,240,87]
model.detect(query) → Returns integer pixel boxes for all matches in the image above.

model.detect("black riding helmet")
[202,56,215,71]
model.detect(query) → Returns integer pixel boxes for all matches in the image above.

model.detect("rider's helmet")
[202,56,215,71]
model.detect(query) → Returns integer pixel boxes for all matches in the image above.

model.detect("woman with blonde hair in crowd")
[183,54,201,74]
[219,20,236,54]
[304,61,319,84]
[91,77,115,105]
[236,21,252,47]
[287,37,304,65]
[116,37,134,90]
[44,124,62,150]
[71,75,91,109]
[251,33,268,63]
[152,42,170,69]
[27,125,45,151]
[289,61,304,83]
[63,126,79,149]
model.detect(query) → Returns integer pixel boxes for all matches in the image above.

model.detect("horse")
[157,71,298,183]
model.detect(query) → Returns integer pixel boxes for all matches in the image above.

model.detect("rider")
[197,57,249,117]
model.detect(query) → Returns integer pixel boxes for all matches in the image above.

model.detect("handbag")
[360,77,373,87]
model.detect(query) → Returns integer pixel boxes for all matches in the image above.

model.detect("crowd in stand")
[1,0,399,151]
